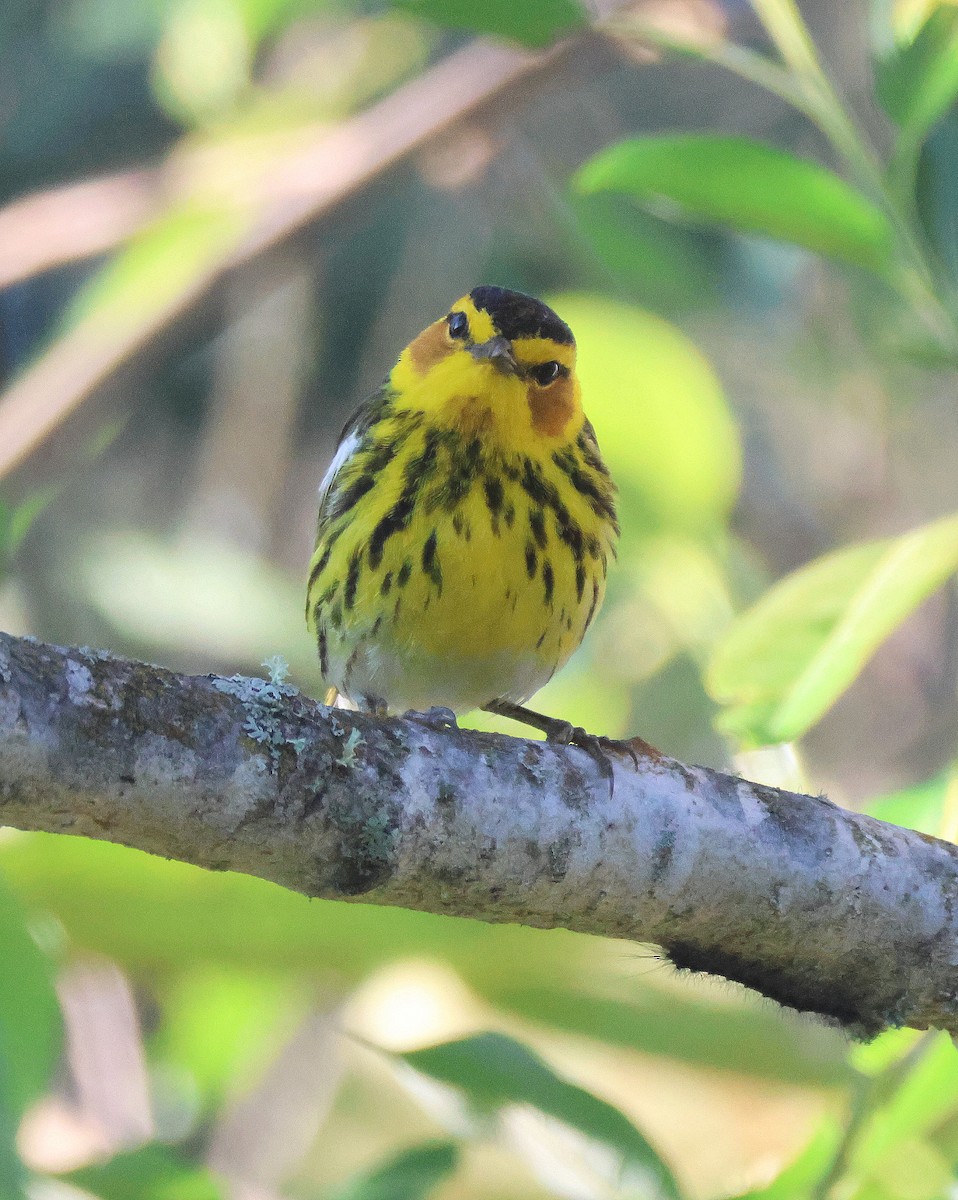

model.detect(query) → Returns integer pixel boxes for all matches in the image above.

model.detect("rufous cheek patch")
[528,377,575,438]
[451,396,494,435]
[409,320,452,374]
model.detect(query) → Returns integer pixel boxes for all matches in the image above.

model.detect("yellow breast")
[306,286,618,715]
[306,418,616,714]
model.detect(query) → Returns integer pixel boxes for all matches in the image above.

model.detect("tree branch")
[1,630,956,1036]
[0,37,570,481]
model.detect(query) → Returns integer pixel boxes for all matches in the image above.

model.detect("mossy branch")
[1,630,956,1036]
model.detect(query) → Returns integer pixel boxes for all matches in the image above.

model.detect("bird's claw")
[545,722,616,793]
[545,725,661,796]
[408,706,459,731]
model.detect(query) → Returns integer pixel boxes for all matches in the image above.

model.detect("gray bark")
[1,630,956,1036]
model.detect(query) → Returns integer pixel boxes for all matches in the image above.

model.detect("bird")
[306,285,646,761]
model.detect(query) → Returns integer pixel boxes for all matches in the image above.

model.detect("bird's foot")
[480,699,660,796]
[548,723,660,768]
[545,724,661,794]
[407,706,459,732]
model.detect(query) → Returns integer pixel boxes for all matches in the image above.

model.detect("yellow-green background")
[1,0,958,1197]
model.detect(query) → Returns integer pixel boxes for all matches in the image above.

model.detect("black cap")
[469,286,574,346]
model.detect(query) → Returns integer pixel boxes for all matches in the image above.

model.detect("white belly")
[331,636,557,715]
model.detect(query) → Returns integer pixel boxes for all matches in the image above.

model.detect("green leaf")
[400,1032,682,1199]
[329,1141,458,1200]
[0,880,62,1120]
[0,419,123,576]
[390,0,586,47]
[0,882,62,1200]
[0,1045,26,1200]
[876,7,958,144]
[5,491,55,554]
[576,135,894,274]
[707,512,958,745]
[63,1145,224,1200]
[572,193,722,315]
[0,1121,26,1200]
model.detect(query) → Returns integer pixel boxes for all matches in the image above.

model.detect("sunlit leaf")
[576,136,894,273]
[852,1138,954,1199]
[329,1140,458,1200]
[877,6,958,144]
[63,1144,223,1200]
[154,0,252,124]
[707,512,958,745]
[390,0,586,47]
[888,0,948,40]
[550,294,740,536]
[400,1032,682,1199]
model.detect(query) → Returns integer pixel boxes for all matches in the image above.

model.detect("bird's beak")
[469,335,520,376]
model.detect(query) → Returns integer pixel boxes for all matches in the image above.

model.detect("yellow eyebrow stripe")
[511,336,575,367]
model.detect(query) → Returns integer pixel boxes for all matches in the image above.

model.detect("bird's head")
[389,286,582,452]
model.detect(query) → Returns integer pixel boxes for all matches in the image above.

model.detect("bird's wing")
[315,386,392,529]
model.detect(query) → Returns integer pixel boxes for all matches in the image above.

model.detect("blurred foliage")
[0,881,62,1200]
[63,1145,225,1200]
[390,0,587,47]
[708,513,958,745]
[399,1033,680,1198]
[0,883,62,1123]
[876,4,958,193]
[577,135,894,274]
[329,1140,459,1200]
[0,492,55,581]
[1,0,958,1197]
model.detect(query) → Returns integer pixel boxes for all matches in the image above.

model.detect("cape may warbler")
[306,286,624,748]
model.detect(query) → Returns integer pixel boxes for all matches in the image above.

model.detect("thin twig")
[0,171,158,290]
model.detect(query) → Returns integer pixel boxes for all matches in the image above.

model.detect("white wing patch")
[316,430,361,519]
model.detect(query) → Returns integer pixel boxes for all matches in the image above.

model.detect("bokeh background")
[2,0,958,1197]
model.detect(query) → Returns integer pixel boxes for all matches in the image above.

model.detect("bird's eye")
[448,311,469,339]
[532,360,562,386]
